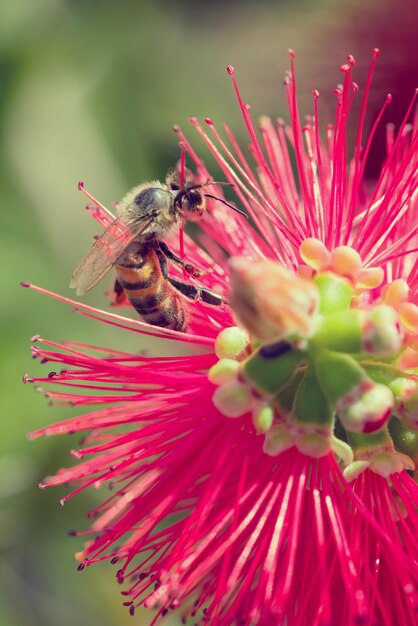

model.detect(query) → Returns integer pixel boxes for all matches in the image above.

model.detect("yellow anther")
[383,279,409,307]
[299,238,331,271]
[356,267,384,289]
[399,302,418,333]
[330,246,362,279]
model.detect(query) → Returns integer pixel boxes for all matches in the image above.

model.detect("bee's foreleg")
[167,277,226,307]
[158,242,210,277]
[156,249,226,307]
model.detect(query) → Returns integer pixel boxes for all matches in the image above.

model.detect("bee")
[70,170,243,332]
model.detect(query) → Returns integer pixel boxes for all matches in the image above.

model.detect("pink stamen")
[23,283,214,345]
[77,181,115,226]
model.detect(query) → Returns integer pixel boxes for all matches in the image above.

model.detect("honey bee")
[70,171,243,331]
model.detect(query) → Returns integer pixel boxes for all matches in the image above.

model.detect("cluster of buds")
[209,247,418,477]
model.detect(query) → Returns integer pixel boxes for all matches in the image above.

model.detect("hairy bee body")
[115,241,187,331]
[71,171,230,331]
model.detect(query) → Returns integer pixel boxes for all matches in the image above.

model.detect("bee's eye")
[169,182,180,191]
[186,189,201,205]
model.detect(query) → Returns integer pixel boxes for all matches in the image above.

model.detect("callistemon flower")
[24,50,418,625]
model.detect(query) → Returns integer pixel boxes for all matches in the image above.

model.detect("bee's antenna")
[184,181,235,191]
[205,181,235,188]
[204,193,248,218]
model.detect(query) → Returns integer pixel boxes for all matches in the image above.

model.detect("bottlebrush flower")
[24,50,418,625]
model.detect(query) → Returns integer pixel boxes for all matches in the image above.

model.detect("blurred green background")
[1,0,417,624]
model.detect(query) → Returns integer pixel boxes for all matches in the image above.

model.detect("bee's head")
[174,187,206,221]
[166,169,244,223]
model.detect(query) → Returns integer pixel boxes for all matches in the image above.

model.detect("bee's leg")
[167,277,226,307]
[155,248,169,276]
[155,249,226,306]
[158,242,210,277]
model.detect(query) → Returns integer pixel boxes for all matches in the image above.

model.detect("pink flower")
[25,50,418,625]
[349,469,418,625]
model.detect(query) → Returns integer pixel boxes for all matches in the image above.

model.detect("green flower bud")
[208,359,241,385]
[390,377,418,429]
[344,427,414,478]
[212,380,252,418]
[313,305,402,356]
[369,451,414,477]
[362,305,403,356]
[337,382,394,433]
[343,460,370,482]
[263,424,294,457]
[214,326,249,360]
[252,404,274,434]
[294,431,331,458]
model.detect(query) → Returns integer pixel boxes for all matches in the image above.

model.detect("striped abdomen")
[115,247,188,331]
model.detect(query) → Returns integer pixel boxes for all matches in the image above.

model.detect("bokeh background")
[1,0,417,624]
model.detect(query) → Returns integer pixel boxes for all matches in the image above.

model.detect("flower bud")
[369,451,414,477]
[214,326,249,360]
[314,305,403,356]
[263,424,294,456]
[391,377,418,430]
[252,403,274,433]
[208,359,241,385]
[343,460,370,482]
[229,257,319,341]
[362,305,403,356]
[212,380,252,418]
[344,423,415,479]
[336,382,394,433]
[294,431,331,458]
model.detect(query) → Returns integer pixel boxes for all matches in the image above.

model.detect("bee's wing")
[70,217,138,296]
